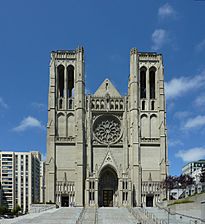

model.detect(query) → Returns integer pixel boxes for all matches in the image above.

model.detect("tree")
[162,174,194,200]
[177,174,194,189]
[0,205,8,215]
[162,175,178,199]
[12,205,21,216]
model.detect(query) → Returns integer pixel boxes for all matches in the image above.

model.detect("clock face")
[93,115,121,145]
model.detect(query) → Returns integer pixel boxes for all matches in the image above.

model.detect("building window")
[142,101,145,110]
[89,181,95,204]
[149,68,156,99]
[57,65,65,98]
[151,101,155,110]
[67,65,74,98]
[140,68,146,98]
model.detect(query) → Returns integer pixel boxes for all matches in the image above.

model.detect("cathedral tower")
[45,48,85,206]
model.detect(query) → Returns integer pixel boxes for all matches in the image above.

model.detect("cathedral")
[45,47,168,207]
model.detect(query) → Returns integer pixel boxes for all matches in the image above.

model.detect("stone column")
[118,179,123,207]
[95,179,98,207]
[59,194,61,206]
[128,180,132,207]
[85,179,89,207]
[123,97,128,171]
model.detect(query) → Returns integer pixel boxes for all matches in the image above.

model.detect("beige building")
[45,47,168,207]
[0,151,41,213]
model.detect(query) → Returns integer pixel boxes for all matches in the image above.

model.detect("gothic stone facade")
[45,47,168,207]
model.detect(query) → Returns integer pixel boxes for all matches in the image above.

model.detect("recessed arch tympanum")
[98,165,118,207]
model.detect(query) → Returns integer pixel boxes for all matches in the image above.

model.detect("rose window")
[93,115,121,144]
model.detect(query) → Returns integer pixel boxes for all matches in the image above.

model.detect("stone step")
[98,207,138,224]
[80,207,97,224]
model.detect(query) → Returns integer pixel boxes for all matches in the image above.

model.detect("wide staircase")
[2,206,203,224]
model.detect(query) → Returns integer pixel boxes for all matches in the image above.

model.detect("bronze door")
[103,190,113,207]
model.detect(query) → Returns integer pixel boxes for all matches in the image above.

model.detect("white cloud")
[158,3,176,19]
[13,116,44,132]
[176,147,205,162]
[169,139,183,147]
[174,111,191,120]
[165,70,205,100]
[184,115,205,129]
[194,94,205,107]
[195,39,205,52]
[31,102,47,111]
[0,97,8,109]
[151,29,168,50]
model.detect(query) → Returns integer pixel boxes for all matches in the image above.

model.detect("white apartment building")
[182,160,205,183]
[0,151,41,213]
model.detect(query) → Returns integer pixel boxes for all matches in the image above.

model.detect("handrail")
[94,206,98,224]
[156,202,205,223]
[76,207,85,224]
[127,207,145,224]
[140,207,167,224]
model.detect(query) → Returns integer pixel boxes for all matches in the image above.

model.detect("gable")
[94,79,121,97]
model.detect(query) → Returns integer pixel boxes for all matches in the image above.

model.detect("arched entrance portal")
[98,166,118,207]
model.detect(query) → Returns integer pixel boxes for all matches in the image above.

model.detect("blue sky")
[0,0,205,175]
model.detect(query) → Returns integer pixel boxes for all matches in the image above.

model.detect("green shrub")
[169,199,194,206]
[0,205,8,215]
[12,205,21,215]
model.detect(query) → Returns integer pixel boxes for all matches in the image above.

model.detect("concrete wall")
[168,193,205,219]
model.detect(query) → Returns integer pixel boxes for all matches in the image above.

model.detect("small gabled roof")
[94,79,121,97]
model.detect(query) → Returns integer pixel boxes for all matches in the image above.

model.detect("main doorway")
[98,166,118,207]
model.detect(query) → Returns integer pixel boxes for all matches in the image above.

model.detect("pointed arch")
[110,100,114,109]
[98,165,118,207]
[101,100,104,109]
[141,114,149,137]
[151,101,155,110]
[57,65,65,97]
[142,100,145,110]
[67,113,75,137]
[57,112,66,137]
[149,66,156,99]
[67,65,74,98]
[150,114,158,138]
[140,66,147,99]
[96,100,100,109]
